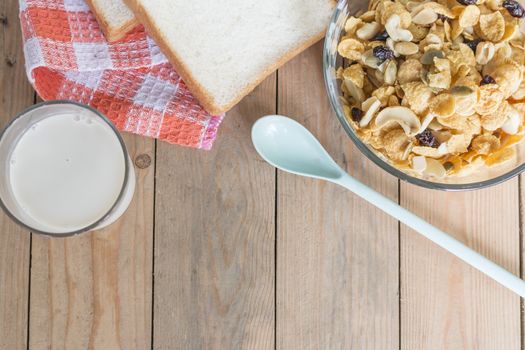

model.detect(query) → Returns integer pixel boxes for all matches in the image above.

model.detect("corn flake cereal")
[477,11,505,42]
[412,146,444,158]
[428,70,452,89]
[338,38,365,60]
[445,133,473,153]
[438,114,482,135]
[471,134,501,154]
[430,94,455,118]
[343,64,365,89]
[459,5,481,28]
[383,128,412,160]
[401,82,434,114]
[485,147,515,166]
[398,59,424,84]
[345,16,363,34]
[491,61,523,97]
[475,84,504,115]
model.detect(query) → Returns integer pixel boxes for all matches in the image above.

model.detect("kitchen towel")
[19,0,224,150]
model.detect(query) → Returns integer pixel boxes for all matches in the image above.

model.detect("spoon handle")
[335,173,525,298]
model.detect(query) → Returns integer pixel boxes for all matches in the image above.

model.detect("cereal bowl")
[324,0,525,190]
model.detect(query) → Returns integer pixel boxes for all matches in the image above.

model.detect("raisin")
[416,129,440,148]
[463,39,481,52]
[457,0,477,5]
[503,0,525,17]
[480,75,496,85]
[372,30,389,41]
[372,45,395,64]
[351,107,363,122]
[437,14,451,22]
[443,161,454,171]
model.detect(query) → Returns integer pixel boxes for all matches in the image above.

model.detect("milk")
[8,112,127,233]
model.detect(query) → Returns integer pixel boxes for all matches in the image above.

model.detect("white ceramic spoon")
[252,115,525,298]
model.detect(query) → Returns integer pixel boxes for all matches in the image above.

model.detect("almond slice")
[412,7,438,25]
[360,97,382,127]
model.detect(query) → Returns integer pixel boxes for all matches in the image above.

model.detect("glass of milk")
[0,101,136,236]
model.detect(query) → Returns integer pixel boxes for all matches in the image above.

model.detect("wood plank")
[0,0,35,349]
[520,174,525,348]
[276,42,399,349]
[401,181,521,349]
[29,135,154,350]
[153,75,276,349]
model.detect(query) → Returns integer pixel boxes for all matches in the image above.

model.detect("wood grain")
[0,0,35,348]
[400,181,521,349]
[153,75,276,349]
[276,42,399,349]
[29,135,154,350]
[3,0,525,345]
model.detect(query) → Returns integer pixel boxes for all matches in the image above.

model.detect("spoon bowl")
[251,115,342,180]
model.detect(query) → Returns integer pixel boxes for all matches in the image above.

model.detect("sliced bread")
[86,0,139,42]
[123,0,336,114]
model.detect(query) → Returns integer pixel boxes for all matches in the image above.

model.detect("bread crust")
[86,0,139,42]
[123,0,335,114]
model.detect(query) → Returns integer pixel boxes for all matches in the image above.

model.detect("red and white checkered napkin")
[18,0,224,150]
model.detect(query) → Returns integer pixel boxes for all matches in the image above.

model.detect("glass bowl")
[323,0,525,190]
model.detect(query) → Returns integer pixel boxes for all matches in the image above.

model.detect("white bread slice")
[123,0,336,114]
[86,0,139,42]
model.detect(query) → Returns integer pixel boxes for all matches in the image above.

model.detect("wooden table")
[1,1,523,348]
